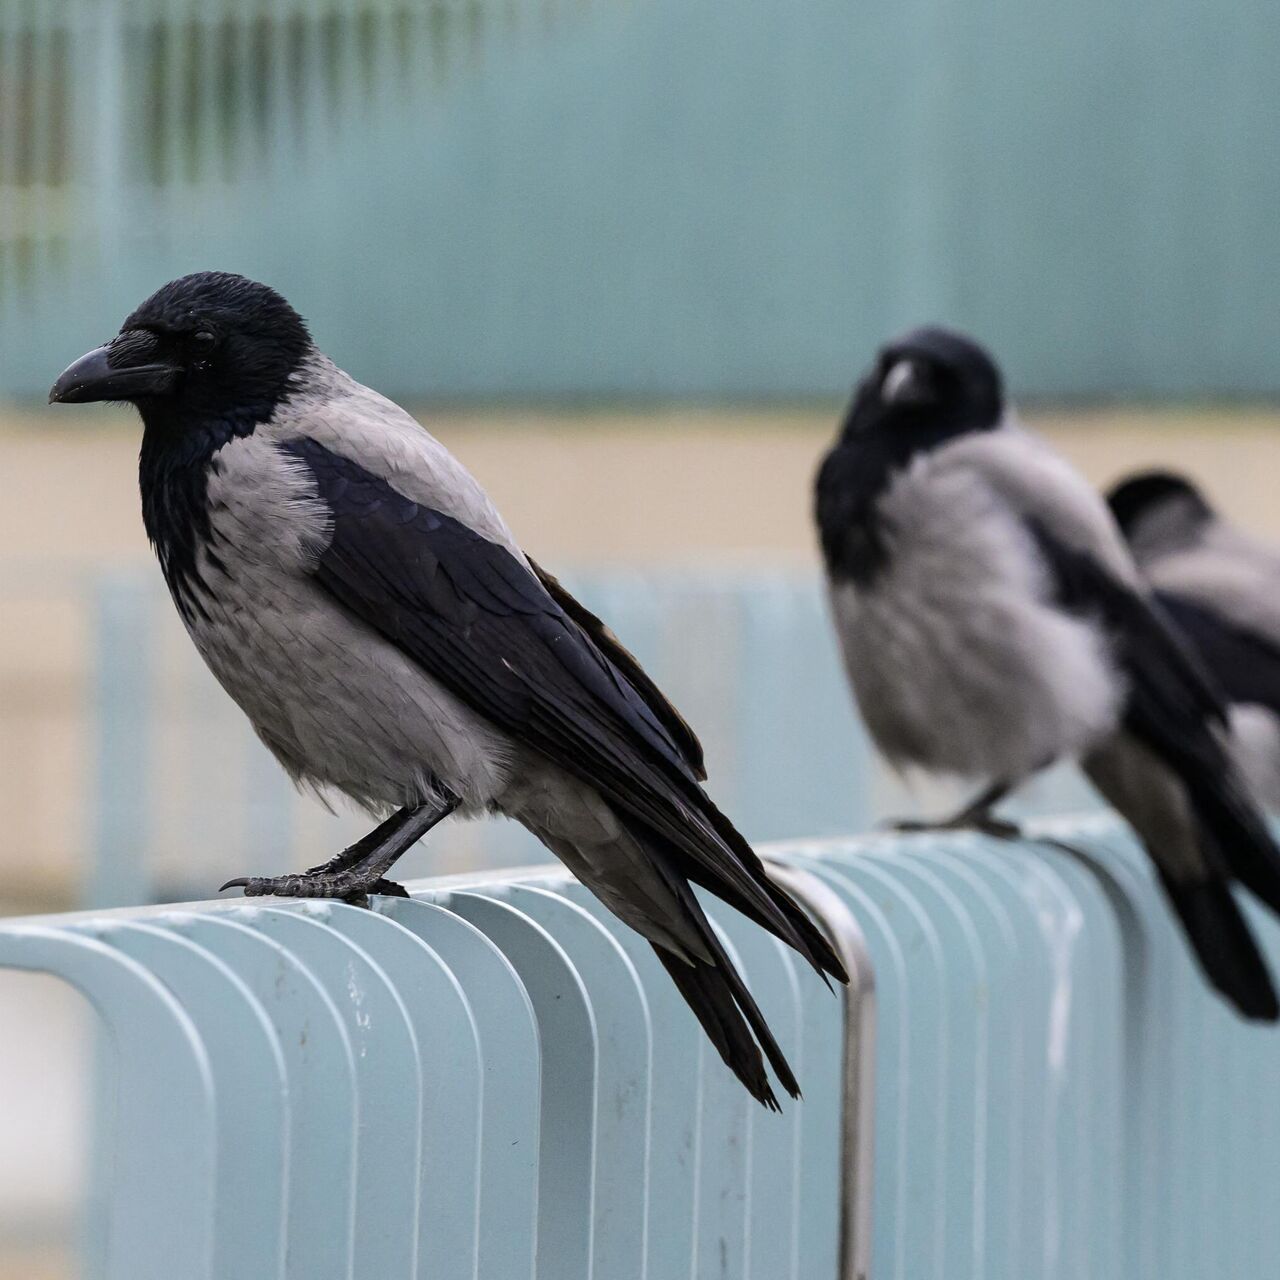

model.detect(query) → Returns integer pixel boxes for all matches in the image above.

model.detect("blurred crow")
[49,270,846,1107]
[1110,470,1280,810]
[815,326,1280,1019]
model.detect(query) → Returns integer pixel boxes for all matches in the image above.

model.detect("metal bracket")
[767,857,877,1280]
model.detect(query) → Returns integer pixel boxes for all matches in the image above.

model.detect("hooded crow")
[815,326,1280,1020]
[50,270,847,1107]
[1109,470,1280,810]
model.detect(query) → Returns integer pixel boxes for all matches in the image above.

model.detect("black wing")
[1028,518,1280,914]
[283,437,842,980]
[528,559,707,780]
[1026,518,1226,752]
[1153,590,1280,718]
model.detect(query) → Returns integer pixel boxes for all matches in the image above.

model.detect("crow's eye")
[192,329,217,352]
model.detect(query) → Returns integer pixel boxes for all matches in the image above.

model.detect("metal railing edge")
[766,856,876,1280]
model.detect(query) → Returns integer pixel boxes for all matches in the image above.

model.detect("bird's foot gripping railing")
[4,819,1280,1280]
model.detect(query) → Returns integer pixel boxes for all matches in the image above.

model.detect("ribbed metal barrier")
[4,819,1280,1279]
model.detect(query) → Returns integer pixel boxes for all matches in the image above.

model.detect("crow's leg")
[888,779,1021,840]
[299,805,435,878]
[221,791,460,904]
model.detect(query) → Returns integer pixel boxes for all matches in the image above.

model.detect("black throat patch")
[138,404,264,622]
[816,411,991,586]
[817,327,1005,587]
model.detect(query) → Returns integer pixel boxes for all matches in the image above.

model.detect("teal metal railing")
[0,856,859,1280]
[3,820,1278,1277]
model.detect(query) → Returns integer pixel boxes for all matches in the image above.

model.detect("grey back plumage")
[268,353,524,552]
[1109,471,1280,811]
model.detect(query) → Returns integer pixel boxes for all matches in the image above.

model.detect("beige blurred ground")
[5,402,1280,565]
[0,403,1277,1278]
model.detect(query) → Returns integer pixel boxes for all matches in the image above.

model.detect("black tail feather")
[696,799,849,985]
[690,905,803,1101]
[629,820,804,1107]
[1160,873,1279,1021]
[654,946,785,1111]
[658,875,804,1103]
[1187,778,1280,919]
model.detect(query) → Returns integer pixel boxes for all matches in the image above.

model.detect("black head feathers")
[47,272,318,618]
[124,272,310,352]
[1107,470,1213,538]
[839,325,1005,444]
[50,272,314,433]
[817,325,1006,584]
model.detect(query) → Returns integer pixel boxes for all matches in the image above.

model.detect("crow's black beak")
[48,333,181,405]
[880,358,935,408]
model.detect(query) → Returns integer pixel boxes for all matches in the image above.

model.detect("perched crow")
[1109,470,1280,810]
[50,270,846,1107]
[815,326,1280,1019]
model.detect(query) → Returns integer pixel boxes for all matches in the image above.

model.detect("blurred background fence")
[2,557,1102,913]
[3,0,1280,400]
[74,566,878,905]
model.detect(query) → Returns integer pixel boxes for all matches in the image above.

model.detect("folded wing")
[1028,517,1280,1018]
[282,435,845,985]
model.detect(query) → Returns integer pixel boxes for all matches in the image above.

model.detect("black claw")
[886,815,1023,840]
[218,870,410,903]
[975,818,1023,841]
[219,874,305,899]
[341,879,410,908]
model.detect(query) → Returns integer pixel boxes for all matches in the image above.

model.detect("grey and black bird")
[1109,470,1280,810]
[49,270,846,1107]
[815,326,1280,1019]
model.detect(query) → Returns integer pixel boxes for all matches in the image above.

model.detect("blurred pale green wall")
[2,0,1278,401]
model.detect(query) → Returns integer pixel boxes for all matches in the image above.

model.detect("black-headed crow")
[1110,470,1280,811]
[816,327,1280,1020]
[50,271,847,1107]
